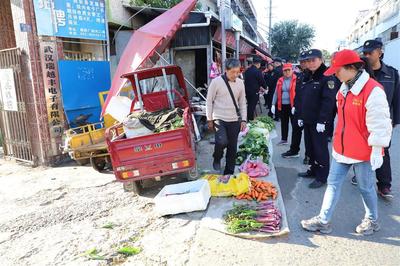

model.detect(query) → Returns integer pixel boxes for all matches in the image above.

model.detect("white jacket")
[332,70,392,164]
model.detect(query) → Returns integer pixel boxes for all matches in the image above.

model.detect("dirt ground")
[0,124,399,266]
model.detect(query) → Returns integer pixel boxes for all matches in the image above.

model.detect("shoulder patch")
[328,80,335,89]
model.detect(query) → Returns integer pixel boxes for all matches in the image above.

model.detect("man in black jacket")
[282,51,309,160]
[297,49,340,189]
[244,57,268,121]
[266,58,283,120]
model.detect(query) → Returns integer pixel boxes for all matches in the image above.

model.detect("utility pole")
[220,0,227,73]
[269,0,272,49]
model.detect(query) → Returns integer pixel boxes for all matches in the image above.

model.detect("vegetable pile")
[239,159,269,178]
[224,201,281,234]
[235,179,277,201]
[250,116,275,132]
[236,129,270,165]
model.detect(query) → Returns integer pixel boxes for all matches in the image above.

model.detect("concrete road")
[188,120,400,266]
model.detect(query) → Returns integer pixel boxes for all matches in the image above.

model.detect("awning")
[101,0,197,117]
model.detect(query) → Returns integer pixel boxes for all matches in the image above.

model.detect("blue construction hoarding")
[58,60,110,126]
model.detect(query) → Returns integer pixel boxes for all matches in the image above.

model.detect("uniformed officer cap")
[298,51,307,61]
[362,39,383,53]
[303,49,322,60]
[253,56,263,64]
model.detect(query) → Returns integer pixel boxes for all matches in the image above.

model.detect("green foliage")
[117,246,142,256]
[270,20,315,62]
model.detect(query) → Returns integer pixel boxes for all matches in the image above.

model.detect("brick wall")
[0,0,17,49]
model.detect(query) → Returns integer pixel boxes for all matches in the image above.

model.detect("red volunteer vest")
[333,78,384,161]
[276,74,296,111]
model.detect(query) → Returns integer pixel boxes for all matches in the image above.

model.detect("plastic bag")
[203,173,251,197]
[239,157,270,178]
[122,116,152,138]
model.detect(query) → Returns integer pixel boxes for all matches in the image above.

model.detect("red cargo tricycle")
[105,66,198,194]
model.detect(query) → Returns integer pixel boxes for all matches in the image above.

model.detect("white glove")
[370,146,383,171]
[271,105,276,115]
[316,123,326,133]
[298,120,304,127]
[291,107,295,115]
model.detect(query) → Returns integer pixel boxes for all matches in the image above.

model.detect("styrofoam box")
[154,179,211,216]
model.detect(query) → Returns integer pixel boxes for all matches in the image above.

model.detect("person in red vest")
[271,63,297,145]
[301,49,392,235]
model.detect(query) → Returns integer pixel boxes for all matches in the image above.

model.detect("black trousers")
[280,104,294,141]
[213,120,241,175]
[246,95,258,121]
[290,117,303,154]
[303,123,330,183]
[376,146,392,190]
[266,89,275,118]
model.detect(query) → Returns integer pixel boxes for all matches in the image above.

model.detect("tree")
[321,49,333,65]
[270,20,315,62]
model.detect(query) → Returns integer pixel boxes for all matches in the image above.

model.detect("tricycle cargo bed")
[107,127,195,181]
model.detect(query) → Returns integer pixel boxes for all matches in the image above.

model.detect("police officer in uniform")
[281,51,309,161]
[266,58,283,120]
[244,57,268,121]
[351,39,400,199]
[297,49,340,188]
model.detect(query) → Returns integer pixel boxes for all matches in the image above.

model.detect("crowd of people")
[206,38,399,235]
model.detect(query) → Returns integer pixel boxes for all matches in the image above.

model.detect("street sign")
[19,23,32,32]
[33,0,107,40]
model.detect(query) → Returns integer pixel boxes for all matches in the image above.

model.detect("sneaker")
[298,170,315,178]
[277,140,289,146]
[351,176,358,186]
[378,187,394,200]
[309,180,326,189]
[356,218,380,235]
[213,160,221,171]
[281,150,300,158]
[301,216,332,234]
[303,156,310,165]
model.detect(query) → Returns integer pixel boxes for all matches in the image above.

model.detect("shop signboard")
[0,69,18,111]
[39,41,64,138]
[33,0,106,40]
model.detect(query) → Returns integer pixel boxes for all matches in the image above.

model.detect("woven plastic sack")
[203,173,251,197]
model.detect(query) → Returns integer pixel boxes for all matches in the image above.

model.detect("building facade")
[347,0,400,69]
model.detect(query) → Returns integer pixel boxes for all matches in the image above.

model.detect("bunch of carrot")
[235,179,278,201]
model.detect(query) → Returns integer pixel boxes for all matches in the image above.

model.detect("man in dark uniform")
[282,51,310,162]
[266,58,283,120]
[351,39,400,199]
[244,57,268,121]
[297,49,340,189]
[263,63,274,107]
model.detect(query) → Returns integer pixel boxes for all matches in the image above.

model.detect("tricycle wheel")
[180,164,198,181]
[90,156,106,172]
[123,181,141,194]
[76,159,90,166]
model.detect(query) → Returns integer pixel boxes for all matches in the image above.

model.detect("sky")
[253,0,375,52]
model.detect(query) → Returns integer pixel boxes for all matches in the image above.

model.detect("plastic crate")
[154,179,211,216]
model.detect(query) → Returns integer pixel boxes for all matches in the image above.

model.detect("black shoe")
[303,156,310,165]
[298,170,315,178]
[309,180,326,189]
[378,187,394,200]
[282,150,300,158]
[213,160,221,171]
[351,176,358,186]
[273,117,280,122]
